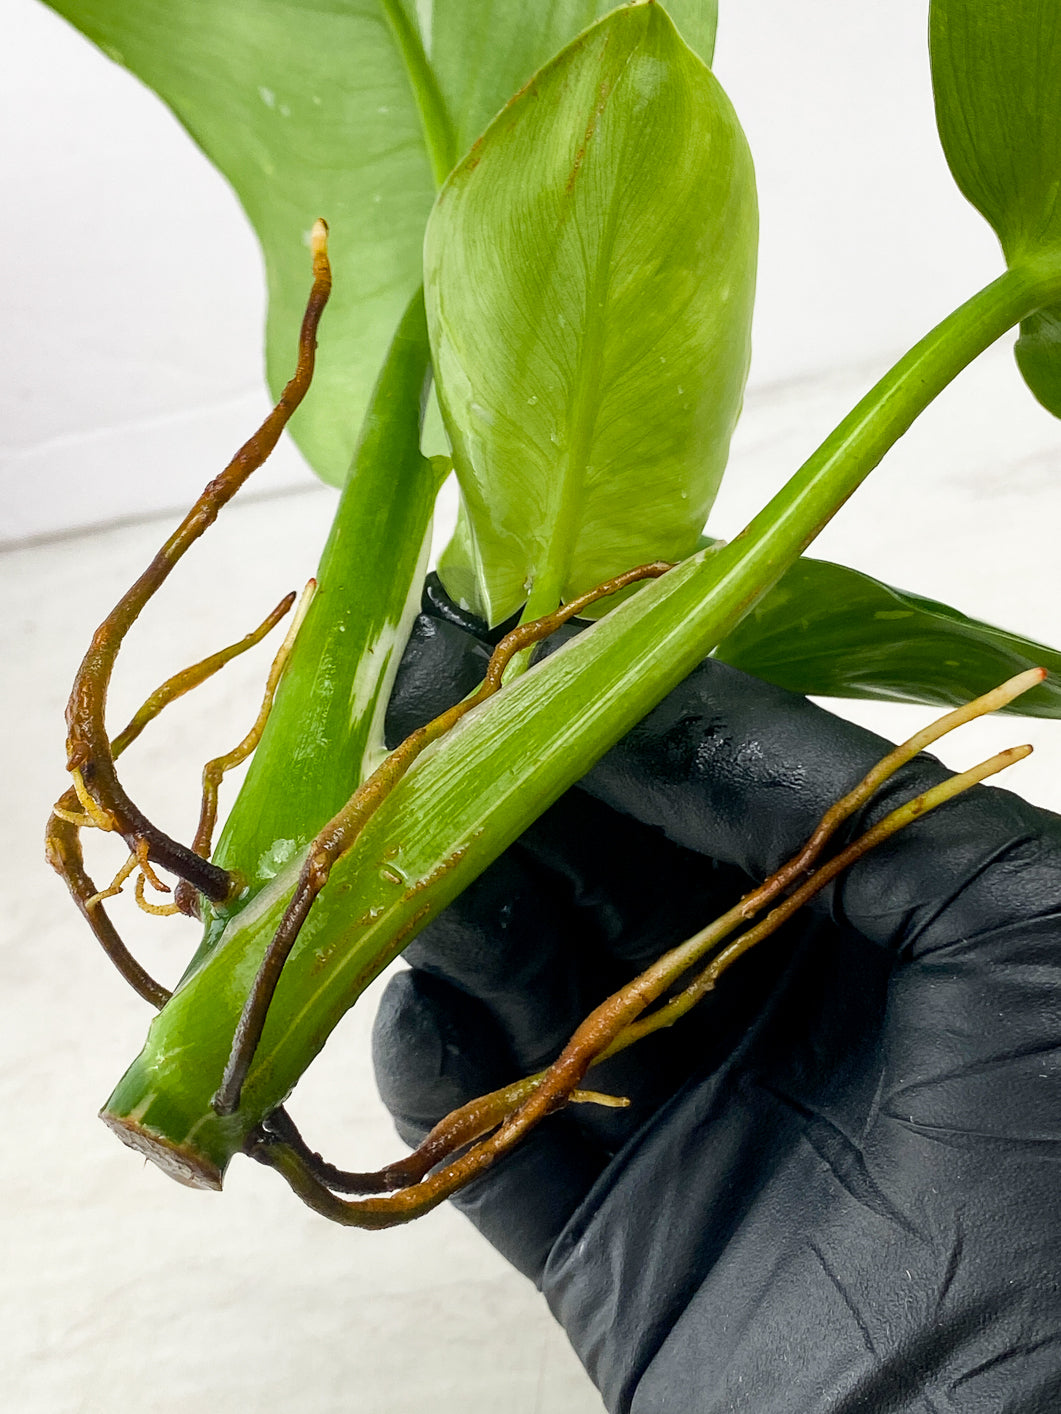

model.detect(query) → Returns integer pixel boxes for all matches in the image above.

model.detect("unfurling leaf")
[428,2,757,624]
[930,0,1061,416]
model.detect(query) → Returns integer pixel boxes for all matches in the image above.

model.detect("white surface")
[2,2,308,544]
[2,0,1005,544]
[4,2,1061,1412]
[3,487,601,1414]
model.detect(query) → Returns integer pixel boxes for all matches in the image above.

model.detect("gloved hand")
[374,575,1061,1414]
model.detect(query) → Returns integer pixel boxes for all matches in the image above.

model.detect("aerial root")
[213,559,676,1117]
[84,850,139,910]
[71,768,117,833]
[50,803,98,829]
[47,226,331,1007]
[48,574,316,987]
[134,872,182,917]
[56,222,331,907]
[247,668,1043,1227]
[190,579,316,864]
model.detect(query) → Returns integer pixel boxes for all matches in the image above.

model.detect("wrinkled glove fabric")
[374,575,1061,1414]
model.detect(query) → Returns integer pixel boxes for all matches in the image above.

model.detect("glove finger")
[555,911,804,1154]
[384,574,519,747]
[533,634,1061,963]
[515,786,751,973]
[396,837,731,1155]
[384,611,493,748]
[548,639,1061,1135]
[373,968,608,1283]
[393,597,1061,968]
[398,840,600,1073]
[401,877,814,1165]
[505,787,811,1152]
[529,624,913,880]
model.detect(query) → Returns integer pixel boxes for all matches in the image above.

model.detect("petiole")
[248,669,1041,1226]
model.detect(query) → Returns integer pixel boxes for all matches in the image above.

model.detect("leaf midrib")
[531,38,640,613]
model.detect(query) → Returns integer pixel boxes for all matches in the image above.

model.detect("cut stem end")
[99,1110,225,1191]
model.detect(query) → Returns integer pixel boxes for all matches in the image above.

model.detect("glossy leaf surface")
[431,1,718,159]
[47,0,717,485]
[199,294,442,955]
[930,0,1061,415]
[715,555,1061,717]
[428,3,757,623]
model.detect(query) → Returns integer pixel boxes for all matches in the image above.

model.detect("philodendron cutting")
[46,1,1061,1221]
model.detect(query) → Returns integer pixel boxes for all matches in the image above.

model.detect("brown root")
[60,222,331,906]
[47,227,332,1001]
[246,670,1042,1226]
[212,559,675,1116]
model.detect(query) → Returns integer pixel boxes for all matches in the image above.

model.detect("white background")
[4,2,1061,1411]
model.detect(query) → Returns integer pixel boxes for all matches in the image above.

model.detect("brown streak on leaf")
[566,80,613,193]
[401,844,470,902]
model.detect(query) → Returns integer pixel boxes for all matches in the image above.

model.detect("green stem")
[719,261,1061,587]
[102,260,1061,1186]
[382,0,457,188]
[188,291,442,968]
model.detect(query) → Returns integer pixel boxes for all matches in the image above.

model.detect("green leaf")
[1014,306,1061,418]
[207,293,442,908]
[430,1,718,158]
[714,555,1061,716]
[102,260,1061,1182]
[427,2,756,624]
[47,1,717,486]
[47,0,440,485]
[930,0,1061,415]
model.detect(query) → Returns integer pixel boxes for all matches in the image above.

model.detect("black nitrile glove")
[374,575,1061,1414]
